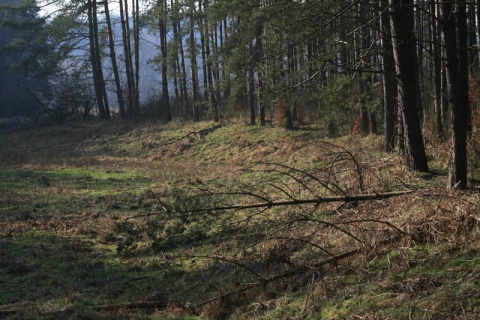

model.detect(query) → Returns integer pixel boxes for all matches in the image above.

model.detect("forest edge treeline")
[0,0,477,189]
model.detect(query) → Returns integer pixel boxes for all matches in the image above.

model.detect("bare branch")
[168,190,413,215]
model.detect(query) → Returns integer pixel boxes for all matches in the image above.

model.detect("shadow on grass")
[0,232,173,319]
[0,228,275,319]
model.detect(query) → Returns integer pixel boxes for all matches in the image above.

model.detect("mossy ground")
[1,120,480,319]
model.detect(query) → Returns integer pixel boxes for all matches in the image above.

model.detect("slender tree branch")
[169,190,413,215]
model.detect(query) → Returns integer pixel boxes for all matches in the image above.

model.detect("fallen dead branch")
[127,190,414,220]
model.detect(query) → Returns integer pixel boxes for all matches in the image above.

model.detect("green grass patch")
[0,167,149,197]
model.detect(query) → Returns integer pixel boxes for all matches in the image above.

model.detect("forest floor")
[1,120,480,319]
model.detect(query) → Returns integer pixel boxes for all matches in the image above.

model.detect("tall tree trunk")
[477,0,480,69]
[119,0,134,118]
[171,0,188,113]
[441,0,468,189]
[380,0,397,152]
[159,0,171,121]
[467,1,477,71]
[189,5,200,121]
[197,1,209,107]
[370,112,378,135]
[432,0,443,138]
[248,40,256,126]
[456,0,470,135]
[92,0,110,119]
[178,20,188,112]
[87,0,108,119]
[415,2,425,103]
[172,55,179,101]
[211,21,222,113]
[255,20,265,126]
[124,0,136,117]
[133,0,140,116]
[389,0,428,172]
[360,106,369,135]
[221,18,231,100]
[104,0,126,120]
[203,1,218,121]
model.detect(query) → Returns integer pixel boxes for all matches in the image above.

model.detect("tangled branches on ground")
[111,142,416,314]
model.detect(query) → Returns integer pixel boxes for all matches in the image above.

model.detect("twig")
[293,217,365,244]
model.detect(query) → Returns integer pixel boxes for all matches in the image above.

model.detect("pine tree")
[389,0,428,172]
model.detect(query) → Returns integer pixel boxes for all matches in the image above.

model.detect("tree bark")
[197,1,209,106]
[431,0,443,138]
[441,0,468,189]
[389,0,428,172]
[360,106,369,135]
[159,0,171,121]
[119,0,134,118]
[92,1,110,119]
[370,112,377,135]
[467,1,477,71]
[248,67,256,125]
[205,19,218,121]
[200,0,218,121]
[133,0,140,117]
[456,0,470,135]
[87,0,108,119]
[477,0,480,70]
[380,0,396,152]
[189,4,200,121]
[255,20,264,126]
[171,0,187,114]
[104,0,126,120]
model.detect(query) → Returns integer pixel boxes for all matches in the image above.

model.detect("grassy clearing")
[1,120,480,319]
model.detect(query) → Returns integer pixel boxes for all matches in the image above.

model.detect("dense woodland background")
[0,0,477,186]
